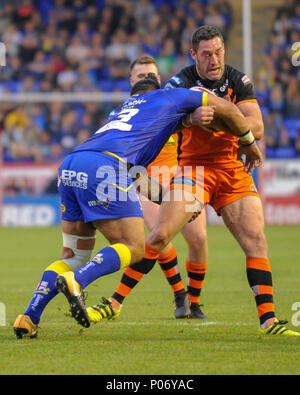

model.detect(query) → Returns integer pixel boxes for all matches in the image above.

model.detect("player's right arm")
[206,94,250,137]
[208,95,263,171]
[189,94,263,171]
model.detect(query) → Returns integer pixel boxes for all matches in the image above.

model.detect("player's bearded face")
[191,37,225,81]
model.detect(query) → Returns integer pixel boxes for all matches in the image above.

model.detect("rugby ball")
[189,86,226,132]
[190,86,216,96]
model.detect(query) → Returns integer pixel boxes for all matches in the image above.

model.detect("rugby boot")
[13,314,38,339]
[56,271,90,328]
[174,291,191,318]
[87,297,122,323]
[258,320,300,336]
[190,303,208,319]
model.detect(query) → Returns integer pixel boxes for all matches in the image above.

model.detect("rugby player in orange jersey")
[106,56,214,319]
[142,25,299,336]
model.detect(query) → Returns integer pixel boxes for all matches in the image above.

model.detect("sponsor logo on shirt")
[61,170,88,189]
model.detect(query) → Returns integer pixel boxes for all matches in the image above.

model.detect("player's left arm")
[234,73,264,140]
[236,101,264,140]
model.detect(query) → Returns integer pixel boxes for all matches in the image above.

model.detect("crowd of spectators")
[2,0,300,167]
[255,0,300,158]
[2,0,300,183]
[0,0,233,166]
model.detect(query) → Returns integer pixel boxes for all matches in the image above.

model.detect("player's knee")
[243,229,268,256]
[185,228,207,251]
[147,227,170,252]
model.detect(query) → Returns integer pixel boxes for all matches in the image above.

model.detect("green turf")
[1,225,300,375]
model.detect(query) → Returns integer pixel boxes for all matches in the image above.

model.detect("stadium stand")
[256,0,300,158]
[1,0,299,166]
[0,0,233,166]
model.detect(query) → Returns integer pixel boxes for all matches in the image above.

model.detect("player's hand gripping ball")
[190,86,227,133]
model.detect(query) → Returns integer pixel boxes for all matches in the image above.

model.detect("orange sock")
[158,247,185,295]
[111,244,160,304]
[186,261,207,304]
[246,257,275,327]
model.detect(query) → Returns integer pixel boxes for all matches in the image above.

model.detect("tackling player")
[108,56,213,320]
[13,76,262,337]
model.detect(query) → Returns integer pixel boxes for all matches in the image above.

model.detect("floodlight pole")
[242,0,253,80]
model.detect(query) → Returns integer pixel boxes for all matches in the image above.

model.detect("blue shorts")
[58,151,143,223]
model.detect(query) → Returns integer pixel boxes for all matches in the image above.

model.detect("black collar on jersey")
[190,64,229,93]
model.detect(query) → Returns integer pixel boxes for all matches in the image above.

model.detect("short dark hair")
[191,25,224,51]
[130,55,159,76]
[130,75,161,96]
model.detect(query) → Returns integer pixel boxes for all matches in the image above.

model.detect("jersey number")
[96,109,139,133]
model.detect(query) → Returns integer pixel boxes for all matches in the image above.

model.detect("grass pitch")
[1,224,300,375]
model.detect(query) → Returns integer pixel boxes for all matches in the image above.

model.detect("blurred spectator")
[284,76,300,118]
[2,23,23,57]
[255,0,300,158]
[65,35,90,63]
[204,4,226,33]
[156,39,176,80]
[278,126,291,148]
[59,110,78,152]
[45,142,65,163]
[4,105,29,131]
[268,82,285,113]
[264,113,279,148]
[57,63,79,91]
[295,135,300,157]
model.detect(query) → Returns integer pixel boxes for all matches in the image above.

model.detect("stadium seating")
[0,0,233,163]
[258,0,300,157]
[1,0,299,163]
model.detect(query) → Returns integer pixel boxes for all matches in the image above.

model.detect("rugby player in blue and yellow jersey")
[13,77,262,336]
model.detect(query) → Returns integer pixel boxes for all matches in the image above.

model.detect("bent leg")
[146,189,199,251]
[72,217,145,290]
[142,198,185,296]
[22,221,96,325]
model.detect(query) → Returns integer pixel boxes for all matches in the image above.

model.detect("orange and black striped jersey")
[164,64,258,169]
